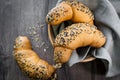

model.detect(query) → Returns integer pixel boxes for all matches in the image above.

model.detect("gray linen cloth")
[55,0,120,77]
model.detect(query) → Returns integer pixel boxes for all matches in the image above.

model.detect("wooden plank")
[0,0,120,80]
[0,0,51,80]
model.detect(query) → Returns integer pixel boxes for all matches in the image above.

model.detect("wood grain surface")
[0,0,120,80]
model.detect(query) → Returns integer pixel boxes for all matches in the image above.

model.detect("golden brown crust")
[46,1,94,25]
[90,30,106,48]
[54,23,106,49]
[54,47,72,63]
[69,1,94,24]
[13,36,55,79]
[46,1,73,26]
[14,36,32,50]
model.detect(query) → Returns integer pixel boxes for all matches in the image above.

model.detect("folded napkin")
[55,0,120,77]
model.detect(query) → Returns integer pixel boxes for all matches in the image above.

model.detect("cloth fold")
[56,0,120,77]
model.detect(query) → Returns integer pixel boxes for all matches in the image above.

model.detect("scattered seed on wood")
[40,42,45,47]
[35,37,39,42]
[33,31,37,35]
[44,48,46,52]
[40,25,44,28]
[32,26,36,30]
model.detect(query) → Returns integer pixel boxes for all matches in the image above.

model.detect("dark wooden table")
[0,0,120,80]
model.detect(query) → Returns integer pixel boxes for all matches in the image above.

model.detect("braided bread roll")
[46,1,94,25]
[13,36,55,80]
[54,23,106,64]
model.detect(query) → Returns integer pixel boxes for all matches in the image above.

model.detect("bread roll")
[13,36,55,80]
[46,1,94,25]
[54,23,106,64]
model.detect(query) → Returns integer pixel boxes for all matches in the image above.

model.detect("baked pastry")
[13,36,55,80]
[54,23,106,64]
[46,1,94,25]
[46,1,73,26]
